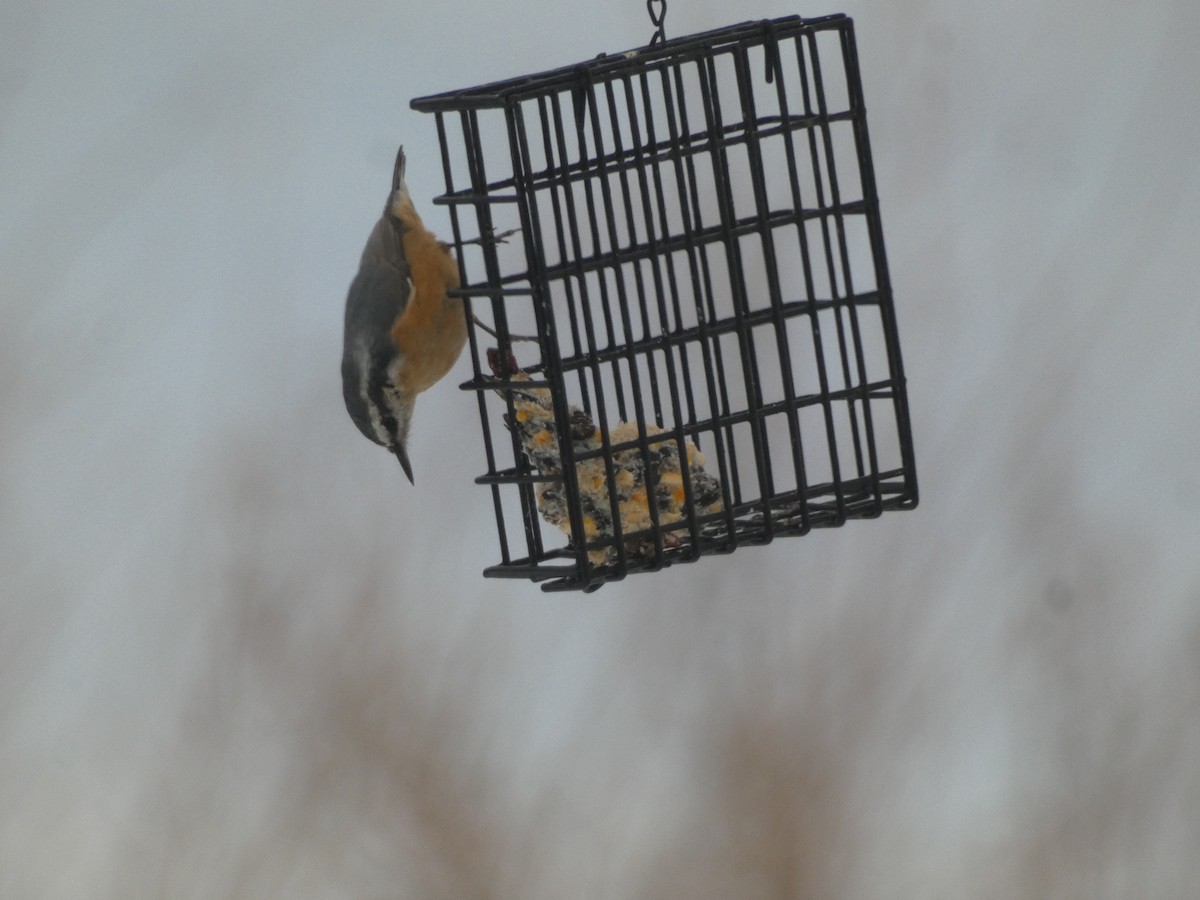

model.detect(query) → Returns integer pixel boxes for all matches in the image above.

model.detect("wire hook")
[647,0,667,45]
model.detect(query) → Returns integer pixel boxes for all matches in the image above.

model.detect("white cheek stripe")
[356,345,393,447]
[384,357,411,442]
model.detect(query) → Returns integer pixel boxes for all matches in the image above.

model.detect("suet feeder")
[411,14,917,592]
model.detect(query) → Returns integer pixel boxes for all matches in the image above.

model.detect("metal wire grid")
[412,14,917,591]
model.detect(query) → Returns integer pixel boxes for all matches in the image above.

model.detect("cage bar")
[412,14,917,592]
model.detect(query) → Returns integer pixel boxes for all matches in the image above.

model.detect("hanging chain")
[647,0,667,45]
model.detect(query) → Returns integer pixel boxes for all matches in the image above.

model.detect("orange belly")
[390,214,467,395]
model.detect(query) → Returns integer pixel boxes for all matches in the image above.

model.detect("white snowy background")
[3,0,1198,896]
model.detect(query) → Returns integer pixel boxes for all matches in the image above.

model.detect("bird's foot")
[458,227,521,248]
[475,318,538,344]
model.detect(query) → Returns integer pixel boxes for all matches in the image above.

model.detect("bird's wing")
[344,258,412,358]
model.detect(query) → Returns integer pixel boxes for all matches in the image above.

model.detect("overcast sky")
[3,0,1199,896]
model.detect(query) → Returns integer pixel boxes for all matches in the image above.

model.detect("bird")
[341,145,467,483]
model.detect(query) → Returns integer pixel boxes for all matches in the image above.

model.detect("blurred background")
[2,0,1197,896]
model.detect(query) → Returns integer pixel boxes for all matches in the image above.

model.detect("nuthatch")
[341,145,465,483]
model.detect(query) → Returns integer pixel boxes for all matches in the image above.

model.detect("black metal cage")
[412,14,917,592]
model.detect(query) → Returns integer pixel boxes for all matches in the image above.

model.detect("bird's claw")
[458,227,521,248]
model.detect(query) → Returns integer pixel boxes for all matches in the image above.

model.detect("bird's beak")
[394,443,414,484]
[392,145,406,193]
